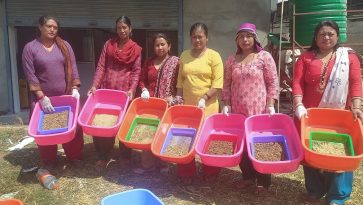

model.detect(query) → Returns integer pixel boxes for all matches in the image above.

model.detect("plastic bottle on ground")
[36,168,59,190]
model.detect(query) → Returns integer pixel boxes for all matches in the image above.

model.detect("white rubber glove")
[39,96,55,113]
[295,104,307,119]
[222,105,231,116]
[197,98,206,109]
[266,106,275,115]
[141,88,150,99]
[71,89,80,99]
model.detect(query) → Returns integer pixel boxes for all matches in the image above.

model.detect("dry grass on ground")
[0,126,362,205]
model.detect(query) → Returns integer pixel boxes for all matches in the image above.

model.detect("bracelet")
[351,107,361,110]
[203,94,210,101]
[37,95,45,100]
[294,103,303,109]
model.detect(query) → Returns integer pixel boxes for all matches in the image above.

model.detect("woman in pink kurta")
[88,16,142,170]
[22,15,83,170]
[222,23,279,194]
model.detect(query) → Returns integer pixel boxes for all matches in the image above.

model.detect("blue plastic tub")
[160,127,197,155]
[101,189,164,205]
[37,106,72,135]
[250,134,291,161]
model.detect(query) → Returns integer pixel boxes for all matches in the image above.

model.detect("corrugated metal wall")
[6,0,178,29]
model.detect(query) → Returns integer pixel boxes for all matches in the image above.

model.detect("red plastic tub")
[28,95,79,145]
[245,114,303,174]
[151,105,204,164]
[78,89,129,137]
[195,113,246,167]
[117,97,168,150]
[0,199,24,205]
[301,108,363,171]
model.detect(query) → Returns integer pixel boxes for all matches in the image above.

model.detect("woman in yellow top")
[176,22,224,184]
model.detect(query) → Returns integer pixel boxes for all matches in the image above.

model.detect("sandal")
[254,185,270,196]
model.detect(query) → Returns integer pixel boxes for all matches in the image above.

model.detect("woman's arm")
[22,43,44,99]
[222,56,233,106]
[65,41,81,88]
[262,52,279,107]
[91,41,108,89]
[208,51,224,100]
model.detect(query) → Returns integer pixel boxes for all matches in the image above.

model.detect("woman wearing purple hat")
[222,22,279,194]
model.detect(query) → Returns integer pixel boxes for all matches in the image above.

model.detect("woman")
[136,33,179,173]
[176,23,224,184]
[293,20,362,205]
[88,16,142,170]
[222,22,279,194]
[22,15,83,170]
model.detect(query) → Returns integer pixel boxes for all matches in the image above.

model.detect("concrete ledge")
[0,111,29,125]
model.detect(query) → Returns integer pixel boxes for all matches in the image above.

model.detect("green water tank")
[290,0,347,46]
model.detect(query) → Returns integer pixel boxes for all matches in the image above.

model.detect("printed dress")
[222,50,279,117]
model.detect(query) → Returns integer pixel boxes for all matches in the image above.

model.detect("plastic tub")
[0,199,24,205]
[125,117,160,142]
[195,113,246,167]
[160,127,196,156]
[37,106,72,135]
[118,97,168,150]
[309,131,354,156]
[250,135,291,161]
[245,114,303,174]
[301,108,363,171]
[151,105,204,164]
[78,89,129,137]
[101,189,164,205]
[28,95,79,145]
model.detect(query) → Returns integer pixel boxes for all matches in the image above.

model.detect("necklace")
[317,51,335,92]
[238,52,256,67]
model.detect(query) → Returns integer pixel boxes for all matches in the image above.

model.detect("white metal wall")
[6,0,178,29]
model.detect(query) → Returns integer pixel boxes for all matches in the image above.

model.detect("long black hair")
[189,22,208,37]
[37,15,60,37]
[308,20,340,52]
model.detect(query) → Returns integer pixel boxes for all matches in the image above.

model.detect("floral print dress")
[222,50,279,117]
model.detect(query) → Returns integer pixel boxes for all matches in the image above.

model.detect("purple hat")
[236,22,263,52]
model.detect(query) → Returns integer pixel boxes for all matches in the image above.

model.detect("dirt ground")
[0,122,362,205]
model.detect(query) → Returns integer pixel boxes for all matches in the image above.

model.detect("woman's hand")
[351,108,363,122]
[87,86,96,96]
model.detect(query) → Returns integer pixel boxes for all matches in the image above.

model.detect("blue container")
[250,135,291,160]
[101,189,164,205]
[37,106,72,135]
[160,127,196,155]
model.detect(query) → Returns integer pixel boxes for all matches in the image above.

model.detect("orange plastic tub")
[151,105,204,164]
[117,98,168,150]
[0,199,24,205]
[301,108,363,171]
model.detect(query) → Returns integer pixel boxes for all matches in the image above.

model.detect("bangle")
[37,95,45,100]
[204,94,210,101]
[351,107,361,110]
[294,103,303,109]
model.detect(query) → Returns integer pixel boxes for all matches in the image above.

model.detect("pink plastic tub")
[245,114,303,174]
[28,95,79,145]
[78,89,129,137]
[195,113,246,167]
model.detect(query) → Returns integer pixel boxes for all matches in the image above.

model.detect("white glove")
[222,105,231,116]
[295,104,307,119]
[39,96,55,113]
[266,106,275,115]
[71,89,80,99]
[197,98,206,109]
[141,88,150,99]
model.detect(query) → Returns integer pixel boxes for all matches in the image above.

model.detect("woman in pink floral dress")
[222,23,279,194]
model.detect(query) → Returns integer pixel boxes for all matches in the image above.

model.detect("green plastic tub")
[309,131,354,156]
[126,117,160,142]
